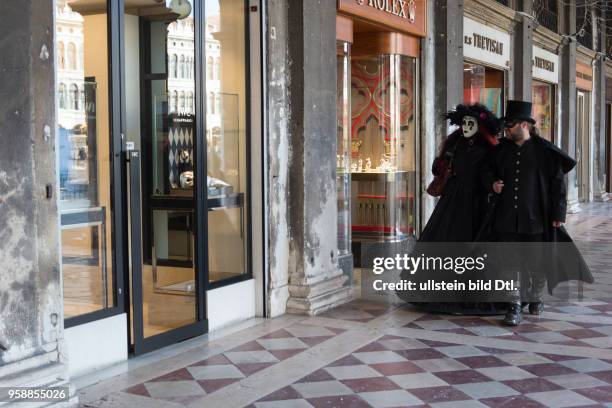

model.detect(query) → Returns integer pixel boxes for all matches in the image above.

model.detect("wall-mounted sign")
[463,17,510,70]
[338,0,426,37]
[532,46,558,84]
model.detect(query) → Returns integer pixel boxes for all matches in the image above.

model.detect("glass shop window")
[205,0,249,284]
[350,54,418,242]
[463,62,505,117]
[532,80,555,141]
[337,41,351,255]
[55,0,114,319]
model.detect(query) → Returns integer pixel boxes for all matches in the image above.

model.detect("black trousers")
[495,232,546,303]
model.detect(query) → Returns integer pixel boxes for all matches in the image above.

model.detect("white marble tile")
[186,365,244,380]
[284,325,335,338]
[559,358,612,373]
[256,337,309,351]
[454,381,519,399]
[388,372,447,389]
[324,365,381,380]
[224,350,278,365]
[378,338,428,351]
[290,381,353,398]
[413,358,469,372]
[526,390,597,407]
[437,346,488,358]
[255,400,314,408]
[476,366,536,381]
[546,373,608,389]
[145,381,205,398]
[358,389,423,408]
[497,352,553,366]
[353,351,407,364]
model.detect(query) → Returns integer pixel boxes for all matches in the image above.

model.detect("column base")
[593,191,610,202]
[338,252,354,286]
[567,200,582,214]
[0,350,77,407]
[286,274,352,315]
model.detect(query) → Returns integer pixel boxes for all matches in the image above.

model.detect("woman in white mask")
[397,104,502,314]
[420,103,501,242]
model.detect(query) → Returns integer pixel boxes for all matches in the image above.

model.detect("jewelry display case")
[350,53,418,244]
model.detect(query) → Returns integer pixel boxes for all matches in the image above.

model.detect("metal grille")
[576,2,593,49]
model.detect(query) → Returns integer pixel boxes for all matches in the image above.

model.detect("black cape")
[476,136,594,294]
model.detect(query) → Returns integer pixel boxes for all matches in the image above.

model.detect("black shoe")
[503,302,522,326]
[529,302,544,315]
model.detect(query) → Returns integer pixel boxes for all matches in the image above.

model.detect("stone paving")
[78,203,612,408]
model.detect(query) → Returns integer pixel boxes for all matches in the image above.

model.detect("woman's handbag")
[426,140,458,197]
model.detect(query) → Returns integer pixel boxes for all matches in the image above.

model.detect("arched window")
[67,43,77,70]
[215,58,221,80]
[188,57,193,78]
[58,42,65,69]
[70,83,79,110]
[179,91,186,111]
[179,55,185,78]
[171,54,178,78]
[59,83,67,109]
[208,92,215,114]
[172,90,179,112]
[207,56,213,80]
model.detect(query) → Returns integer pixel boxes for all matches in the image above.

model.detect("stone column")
[512,2,534,101]
[266,0,351,316]
[421,0,464,222]
[0,0,75,404]
[590,6,609,201]
[558,0,580,212]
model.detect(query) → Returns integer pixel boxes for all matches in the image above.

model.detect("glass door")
[124,0,206,355]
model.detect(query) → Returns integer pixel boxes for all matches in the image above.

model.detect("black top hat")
[502,100,536,124]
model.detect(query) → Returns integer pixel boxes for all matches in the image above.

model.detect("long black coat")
[420,131,495,242]
[477,135,594,293]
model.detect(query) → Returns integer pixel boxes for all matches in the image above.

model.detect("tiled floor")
[77,203,612,408]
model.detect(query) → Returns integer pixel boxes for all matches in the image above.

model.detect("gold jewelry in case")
[351,139,363,155]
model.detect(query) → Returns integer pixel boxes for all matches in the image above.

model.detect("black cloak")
[477,135,594,294]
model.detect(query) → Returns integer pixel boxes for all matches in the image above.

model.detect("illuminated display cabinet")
[349,45,418,245]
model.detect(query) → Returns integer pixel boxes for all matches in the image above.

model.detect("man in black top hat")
[480,100,591,326]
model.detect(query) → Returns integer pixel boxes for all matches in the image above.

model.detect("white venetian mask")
[461,115,478,138]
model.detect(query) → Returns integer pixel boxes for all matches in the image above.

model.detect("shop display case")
[350,53,418,244]
[337,41,351,256]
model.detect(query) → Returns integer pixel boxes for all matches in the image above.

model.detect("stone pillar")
[266,0,351,316]
[558,0,580,212]
[421,0,464,222]
[512,2,534,101]
[0,0,75,404]
[590,6,609,201]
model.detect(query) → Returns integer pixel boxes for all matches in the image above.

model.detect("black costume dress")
[398,131,500,314]
[420,131,494,242]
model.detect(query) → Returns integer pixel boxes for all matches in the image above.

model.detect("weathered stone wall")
[265,0,350,316]
[0,0,71,398]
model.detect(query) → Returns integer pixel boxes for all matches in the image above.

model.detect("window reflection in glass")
[206,0,248,284]
[532,80,554,141]
[56,0,114,318]
[463,62,505,117]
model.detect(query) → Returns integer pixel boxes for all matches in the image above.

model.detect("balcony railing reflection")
[534,3,558,32]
